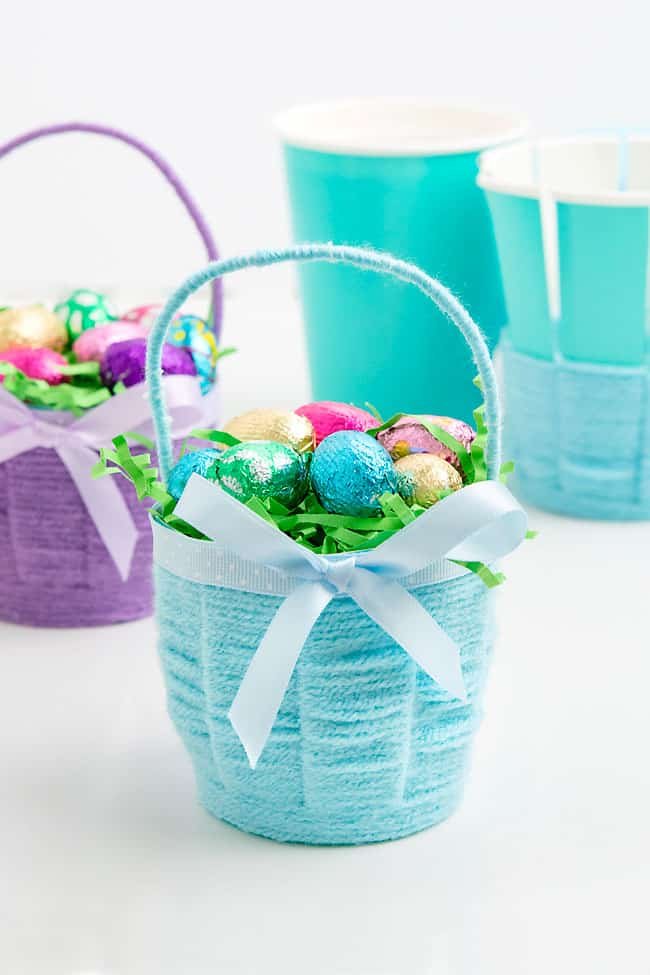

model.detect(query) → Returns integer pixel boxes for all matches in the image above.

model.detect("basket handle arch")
[0,121,222,336]
[146,243,502,481]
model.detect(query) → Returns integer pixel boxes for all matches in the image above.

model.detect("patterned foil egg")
[378,414,476,475]
[395,454,463,508]
[100,337,197,389]
[310,430,398,517]
[54,289,118,341]
[223,408,315,454]
[121,303,162,331]
[0,305,68,353]
[294,400,377,446]
[168,314,217,394]
[73,320,146,362]
[0,346,68,385]
[217,441,309,508]
[167,447,221,501]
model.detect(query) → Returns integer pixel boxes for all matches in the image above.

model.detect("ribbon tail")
[57,443,138,582]
[0,425,40,463]
[229,580,334,768]
[349,570,467,703]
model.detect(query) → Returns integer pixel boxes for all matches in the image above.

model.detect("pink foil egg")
[377,414,476,475]
[0,346,68,385]
[73,320,146,363]
[121,303,162,331]
[294,400,377,446]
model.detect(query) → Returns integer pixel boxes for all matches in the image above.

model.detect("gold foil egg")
[222,408,315,454]
[0,305,68,353]
[395,453,462,508]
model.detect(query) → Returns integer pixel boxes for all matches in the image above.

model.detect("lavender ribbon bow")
[174,474,528,767]
[0,378,216,580]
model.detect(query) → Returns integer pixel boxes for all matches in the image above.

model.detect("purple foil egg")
[377,414,476,475]
[100,337,197,389]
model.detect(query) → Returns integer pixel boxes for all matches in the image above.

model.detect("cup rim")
[478,134,650,206]
[273,97,527,157]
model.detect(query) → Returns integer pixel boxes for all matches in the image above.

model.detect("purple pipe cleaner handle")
[0,121,222,337]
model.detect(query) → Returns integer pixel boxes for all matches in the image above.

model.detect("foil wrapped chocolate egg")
[0,305,68,353]
[0,346,68,385]
[294,400,377,446]
[167,447,221,501]
[310,430,398,517]
[395,454,463,508]
[54,289,117,341]
[121,303,162,331]
[223,408,315,454]
[73,320,146,362]
[217,441,309,508]
[378,414,475,474]
[100,337,197,389]
[168,314,217,394]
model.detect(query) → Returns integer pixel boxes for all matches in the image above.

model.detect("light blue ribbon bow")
[174,473,527,768]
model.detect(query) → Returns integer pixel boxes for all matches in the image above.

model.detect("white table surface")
[2,289,649,975]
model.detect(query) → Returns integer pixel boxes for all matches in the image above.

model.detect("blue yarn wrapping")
[146,244,504,844]
[502,336,650,520]
[156,565,494,845]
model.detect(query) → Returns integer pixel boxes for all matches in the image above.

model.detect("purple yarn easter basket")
[0,123,222,627]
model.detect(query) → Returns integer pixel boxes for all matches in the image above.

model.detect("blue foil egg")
[168,314,218,395]
[310,430,398,516]
[167,447,221,501]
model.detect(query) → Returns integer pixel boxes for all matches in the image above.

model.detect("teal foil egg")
[168,448,221,501]
[310,430,397,516]
[168,314,218,394]
[217,441,309,508]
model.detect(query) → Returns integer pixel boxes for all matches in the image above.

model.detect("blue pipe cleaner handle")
[145,244,502,482]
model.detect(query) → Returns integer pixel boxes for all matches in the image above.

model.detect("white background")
[2,0,650,298]
[2,4,650,974]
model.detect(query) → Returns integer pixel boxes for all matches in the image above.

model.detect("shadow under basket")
[154,531,495,845]
[503,339,650,520]
[0,447,155,627]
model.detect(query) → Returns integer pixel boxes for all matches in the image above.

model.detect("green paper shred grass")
[0,346,234,417]
[92,394,517,588]
[0,361,111,414]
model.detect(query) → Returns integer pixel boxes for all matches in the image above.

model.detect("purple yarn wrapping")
[0,446,154,626]
[0,433,211,627]
[101,338,197,389]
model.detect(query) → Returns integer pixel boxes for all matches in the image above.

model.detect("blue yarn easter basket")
[145,244,518,846]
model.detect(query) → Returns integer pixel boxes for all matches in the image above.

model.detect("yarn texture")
[156,563,494,845]
[502,336,650,519]
[0,445,155,626]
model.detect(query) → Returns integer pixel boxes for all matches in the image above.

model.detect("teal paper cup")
[276,99,526,422]
[478,136,650,518]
